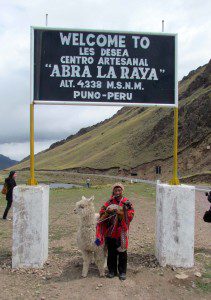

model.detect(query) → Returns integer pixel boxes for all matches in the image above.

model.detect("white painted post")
[155,183,195,268]
[12,185,49,268]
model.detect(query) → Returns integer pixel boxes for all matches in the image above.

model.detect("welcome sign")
[32,27,177,107]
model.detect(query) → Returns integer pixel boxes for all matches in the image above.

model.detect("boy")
[97,183,134,280]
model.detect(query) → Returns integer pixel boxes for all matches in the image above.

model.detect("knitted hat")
[112,182,124,192]
[9,170,16,178]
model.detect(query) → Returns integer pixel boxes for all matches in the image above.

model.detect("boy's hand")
[106,207,113,213]
[116,209,124,216]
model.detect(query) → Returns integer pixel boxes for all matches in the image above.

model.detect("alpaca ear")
[82,196,86,201]
[88,196,94,202]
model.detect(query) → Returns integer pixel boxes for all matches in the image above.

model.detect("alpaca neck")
[79,212,95,228]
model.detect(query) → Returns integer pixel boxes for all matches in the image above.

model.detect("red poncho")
[96,196,134,250]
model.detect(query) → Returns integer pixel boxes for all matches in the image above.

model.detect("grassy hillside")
[14,61,211,181]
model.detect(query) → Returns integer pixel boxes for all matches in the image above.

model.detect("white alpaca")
[74,196,106,277]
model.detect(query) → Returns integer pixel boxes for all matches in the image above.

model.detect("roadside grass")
[196,281,211,293]
[52,246,64,254]
[181,171,211,185]
[1,169,209,187]
[0,249,11,258]
[194,259,211,293]
[203,269,211,279]
[0,170,122,185]
[0,174,4,184]
[0,193,12,266]
[0,231,8,239]
[50,226,71,242]
[196,268,211,293]
[49,183,155,209]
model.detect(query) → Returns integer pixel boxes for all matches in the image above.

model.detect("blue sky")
[0,0,210,160]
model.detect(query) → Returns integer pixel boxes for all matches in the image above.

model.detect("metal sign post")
[161,20,180,186]
[170,107,180,185]
[28,103,38,185]
[28,27,37,185]
[28,27,179,186]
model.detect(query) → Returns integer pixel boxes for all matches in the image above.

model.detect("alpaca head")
[74,196,95,218]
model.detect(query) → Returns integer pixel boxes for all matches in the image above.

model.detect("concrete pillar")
[12,185,49,268]
[155,183,195,268]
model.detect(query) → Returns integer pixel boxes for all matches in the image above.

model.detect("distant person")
[86,178,91,188]
[205,191,211,207]
[2,171,17,220]
[203,191,211,223]
[96,183,134,280]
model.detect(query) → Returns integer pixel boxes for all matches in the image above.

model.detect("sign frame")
[30,26,178,108]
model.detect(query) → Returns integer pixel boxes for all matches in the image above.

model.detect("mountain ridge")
[15,60,211,181]
[0,154,19,170]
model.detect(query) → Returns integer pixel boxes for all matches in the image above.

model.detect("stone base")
[155,183,195,268]
[12,185,49,268]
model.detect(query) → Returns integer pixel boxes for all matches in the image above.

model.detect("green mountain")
[15,60,211,181]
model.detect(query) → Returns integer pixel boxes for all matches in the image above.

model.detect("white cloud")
[0,140,56,161]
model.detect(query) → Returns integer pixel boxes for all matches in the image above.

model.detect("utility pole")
[45,14,48,27]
